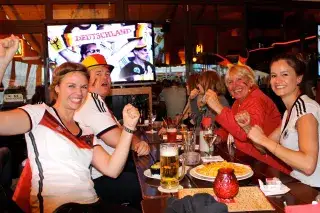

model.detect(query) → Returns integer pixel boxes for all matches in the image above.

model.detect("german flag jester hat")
[82,54,114,72]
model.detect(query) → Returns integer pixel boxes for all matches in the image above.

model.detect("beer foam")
[161,147,178,156]
[167,128,177,133]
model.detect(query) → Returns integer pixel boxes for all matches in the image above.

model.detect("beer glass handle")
[178,155,186,181]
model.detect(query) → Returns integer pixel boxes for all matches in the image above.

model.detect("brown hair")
[270,53,306,76]
[49,62,89,101]
[197,71,226,95]
[225,65,256,87]
[186,73,199,91]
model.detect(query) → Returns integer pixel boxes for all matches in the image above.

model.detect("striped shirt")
[20,104,98,213]
[280,94,320,187]
[74,92,118,179]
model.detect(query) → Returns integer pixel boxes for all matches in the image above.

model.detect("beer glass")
[160,143,185,190]
[166,127,177,143]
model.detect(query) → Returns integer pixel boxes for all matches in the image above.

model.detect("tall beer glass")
[160,143,185,190]
[166,127,177,143]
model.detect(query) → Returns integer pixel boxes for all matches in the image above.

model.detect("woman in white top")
[0,36,140,212]
[236,53,320,187]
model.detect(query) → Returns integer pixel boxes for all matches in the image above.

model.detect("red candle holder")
[213,168,239,200]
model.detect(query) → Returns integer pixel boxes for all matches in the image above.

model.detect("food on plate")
[195,161,251,178]
[150,161,160,175]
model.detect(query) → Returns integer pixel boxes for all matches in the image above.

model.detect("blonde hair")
[49,62,89,101]
[197,71,226,95]
[225,65,256,87]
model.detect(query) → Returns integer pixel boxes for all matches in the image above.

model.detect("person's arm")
[248,114,318,175]
[91,104,139,178]
[99,127,150,156]
[268,126,281,142]
[214,127,229,142]
[0,109,31,135]
[0,36,31,135]
[99,127,122,148]
[92,130,133,178]
[216,98,267,142]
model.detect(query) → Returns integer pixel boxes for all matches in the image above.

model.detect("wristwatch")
[123,125,135,134]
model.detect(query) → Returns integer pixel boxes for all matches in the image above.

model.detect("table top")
[134,132,319,213]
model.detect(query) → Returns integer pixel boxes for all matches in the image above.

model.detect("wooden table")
[134,132,320,213]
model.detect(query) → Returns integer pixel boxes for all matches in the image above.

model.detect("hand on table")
[134,140,150,156]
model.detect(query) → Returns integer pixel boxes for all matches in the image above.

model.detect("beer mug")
[166,127,177,143]
[160,143,185,190]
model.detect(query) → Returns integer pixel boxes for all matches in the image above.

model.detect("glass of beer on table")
[166,125,177,143]
[160,143,185,190]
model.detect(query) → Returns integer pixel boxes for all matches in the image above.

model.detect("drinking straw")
[162,117,168,128]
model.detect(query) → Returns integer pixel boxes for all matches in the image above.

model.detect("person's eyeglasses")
[86,49,100,54]
[140,48,148,53]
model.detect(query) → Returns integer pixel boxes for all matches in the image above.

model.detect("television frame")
[45,20,157,87]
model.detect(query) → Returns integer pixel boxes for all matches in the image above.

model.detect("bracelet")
[123,125,135,134]
[273,143,279,154]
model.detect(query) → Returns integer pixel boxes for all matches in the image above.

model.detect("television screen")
[47,22,156,85]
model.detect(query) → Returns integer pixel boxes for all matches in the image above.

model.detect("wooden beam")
[1,6,42,53]
[116,0,125,20]
[0,21,44,34]
[195,5,206,21]
[0,0,47,4]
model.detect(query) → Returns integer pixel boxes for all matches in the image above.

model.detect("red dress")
[215,86,292,174]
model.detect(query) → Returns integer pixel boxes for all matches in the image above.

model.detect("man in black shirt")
[120,38,155,81]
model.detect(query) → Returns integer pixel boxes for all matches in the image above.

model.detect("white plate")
[194,163,253,179]
[189,166,254,182]
[144,166,190,180]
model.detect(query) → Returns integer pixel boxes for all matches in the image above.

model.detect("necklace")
[51,107,81,137]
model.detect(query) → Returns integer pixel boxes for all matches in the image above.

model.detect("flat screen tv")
[46,22,156,86]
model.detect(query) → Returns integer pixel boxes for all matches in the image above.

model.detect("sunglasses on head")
[86,49,100,54]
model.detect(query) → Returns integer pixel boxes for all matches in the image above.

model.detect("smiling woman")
[0,36,141,213]
[236,53,320,187]
[204,64,292,175]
